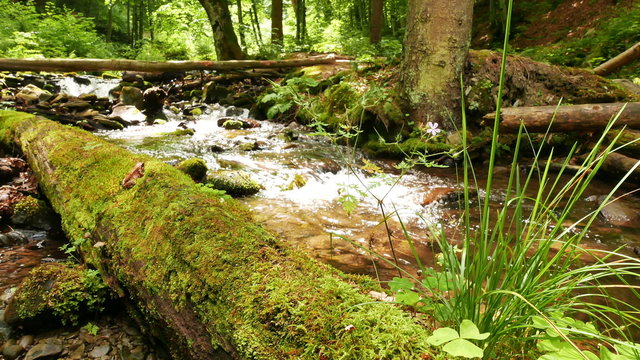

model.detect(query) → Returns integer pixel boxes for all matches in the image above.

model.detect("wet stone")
[2,344,25,360]
[18,334,34,348]
[69,343,85,359]
[24,342,63,360]
[88,343,111,358]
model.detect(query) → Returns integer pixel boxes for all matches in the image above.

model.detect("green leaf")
[396,291,420,306]
[427,327,459,346]
[615,342,640,359]
[459,319,490,340]
[259,93,279,103]
[389,277,413,293]
[266,106,279,119]
[442,338,484,359]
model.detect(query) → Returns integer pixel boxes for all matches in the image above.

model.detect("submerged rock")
[217,116,261,129]
[206,171,262,196]
[176,158,208,182]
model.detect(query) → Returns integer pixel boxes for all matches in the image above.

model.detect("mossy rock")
[176,158,208,182]
[206,170,262,196]
[10,195,57,230]
[160,128,195,136]
[4,263,109,329]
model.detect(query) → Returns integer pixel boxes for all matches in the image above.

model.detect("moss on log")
[0,110,432,360]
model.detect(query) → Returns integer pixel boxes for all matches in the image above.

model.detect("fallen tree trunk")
[606,128,640,158]
[486,102,640,133]
[0,56,336,72]
[599,152,640,184]
[0,110,432,360]
[594,42,640,76]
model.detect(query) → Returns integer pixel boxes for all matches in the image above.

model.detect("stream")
[97,101,640,281]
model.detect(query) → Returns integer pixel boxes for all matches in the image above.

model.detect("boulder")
[109,105,146,124]
[142,87,167,115]
[16,85,52,105]
[119,86,144,110]
[176,158,208,182]
[206,170,262,196]
[24,342,62,360]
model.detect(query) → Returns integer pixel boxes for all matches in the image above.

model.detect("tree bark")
[0,110,433,360]
[399,0,474,130]
[235,0,246,49]
[271,0,284,45]
[486,103,640,133]
[594,42,640,76]
[250,0,263,46]
[0,56,336,72]
[369,0,383,44]
[198,0,246,60]
[599,152,640,184]
[606,128,640,158]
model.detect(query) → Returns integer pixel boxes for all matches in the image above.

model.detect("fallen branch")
[0,55,336,72]
[594,42,640,76]
[485,102,640,133]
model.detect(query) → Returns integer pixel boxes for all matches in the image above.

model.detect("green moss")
[221,119,244,130]
[176,158,208,182]
[0,110,435,359]
[10,263,108,326]
[160,128,195,136]
[13,195,41,218]
[206,170,262,196]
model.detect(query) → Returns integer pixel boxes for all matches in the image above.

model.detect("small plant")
[426,320,490,359]
[82,322,100,336]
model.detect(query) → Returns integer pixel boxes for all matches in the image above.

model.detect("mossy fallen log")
[0,110,432,360]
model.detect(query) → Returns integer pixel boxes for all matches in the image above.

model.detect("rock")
[202,82,230,103]
[78,93,98,102]
[119,86,144,109]
[206,171,262,196]
[109,105,146,124]
[2,344,24,360]
[0,311,11,343]
[176,158,208,182]
[316,159,341,174]
[93,115,126,130]
[88,344,111,358]
[143,87,167,115]
[613,79,640,95]
[217,117,261,129]
[69,343,85,359]
[219,118,244,130]
[120,346,146,360]
[598,198,639,227]
[238,141,260,151]
[16,84,52,105]
[61,99,91,111]
[421,187,477,206]
[24,342,62,360]
[225,106,245,117]
[18,335,34,348]
[73,76,92,86]
[4,263,109,330]
[0,231,29,246]
[1,288,16,304]
[10,196,58,231]
[209,144,226,153]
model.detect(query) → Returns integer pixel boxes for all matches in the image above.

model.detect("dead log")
[599,152,640,184]
[606,128,640,158]
[0,110,432,360]
[594,42,640,76]
[0,55,336,73]
[485,102,640,133]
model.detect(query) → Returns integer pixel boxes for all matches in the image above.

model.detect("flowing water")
[98,103,640,281]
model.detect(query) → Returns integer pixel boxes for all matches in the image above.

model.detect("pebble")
[2,344,24,360]
[24,342,63,360]
[88,343,111,358]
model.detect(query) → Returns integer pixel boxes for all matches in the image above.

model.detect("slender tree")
[198,0,246,60]
[236,0,247,49]
[271,0,283,45]
[369,0,383,44]
[399,0,474,129]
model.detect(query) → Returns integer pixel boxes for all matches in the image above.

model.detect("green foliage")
[519,2,640,76]
[0,0,116,58]
[532,313,640,360]
[82,322,100,336]
[427,320,490,359]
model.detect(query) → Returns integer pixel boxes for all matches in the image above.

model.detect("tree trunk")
[600,152,640,184]
[594,42,640,76]
[250,0,263,46]
[606,128,640,159]
[485,103,640,133]
[236,0,246,49]
[107,4,114,41]
[369,0,383,44]
[0,56,337,72]
[0,110,433,360]
[271,0,284,45]
[198,0,246,60]
[399,0,474,129]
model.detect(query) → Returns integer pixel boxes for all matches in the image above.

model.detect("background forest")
[0,0,639,78]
